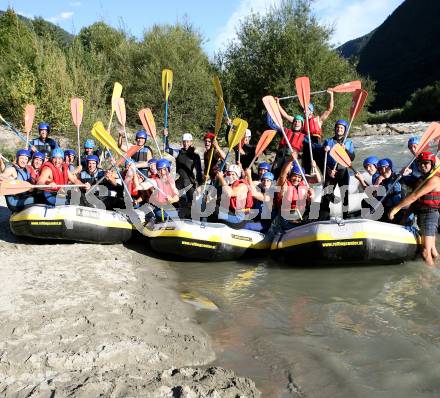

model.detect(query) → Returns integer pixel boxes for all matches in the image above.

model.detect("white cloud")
[314,0,403,46]
[17,10,34,19]
[69,1,82,6]
[213,0,282,51]
[48,11,74,23]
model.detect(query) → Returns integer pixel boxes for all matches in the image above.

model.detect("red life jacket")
[229,179,253,211]
[40,161,69,191]
[151,174,179,206]
[27,165,40,184]
[418,176,440,209]
[275,180,308,210]
[302,116,322,138]
[279,128,305,151]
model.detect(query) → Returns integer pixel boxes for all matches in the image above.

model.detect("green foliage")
[216,0,373,137]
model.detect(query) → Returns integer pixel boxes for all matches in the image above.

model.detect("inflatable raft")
[271,218,419,265]
[141,219,272,261]
[10,204,133,243]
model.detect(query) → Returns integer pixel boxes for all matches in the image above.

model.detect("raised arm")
[318,90,334,124]
[275,98,294,123]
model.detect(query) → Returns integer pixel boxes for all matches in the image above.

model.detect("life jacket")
[151,174,179,206]
[29,138,57,157]
[279,128,305,151]
[235,143,255,169]
[40,161,69,191]
[377,174,402,208]
[229,179,253,212]
[275,180,308,210]
[324,137,354,169]
[27,165,41,184]
[80,168,104,185]
[176,146,199,186]
[417,175,440,209]
[12,164,32,182]
[302,116,322,138]
[131,146,152,163]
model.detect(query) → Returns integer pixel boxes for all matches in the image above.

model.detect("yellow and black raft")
[271,218,419,265]
[141,219,272,261]
[10,204,133,243]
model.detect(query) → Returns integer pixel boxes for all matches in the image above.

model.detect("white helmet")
[245,129,252,138]
[182,133,193,141]
[227,164,241,177]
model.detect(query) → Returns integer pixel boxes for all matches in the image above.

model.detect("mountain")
[338,0,440,111]
[0,10,73,47]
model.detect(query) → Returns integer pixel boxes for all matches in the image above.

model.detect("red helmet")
[417,151,436,165]
[204,132,215,141]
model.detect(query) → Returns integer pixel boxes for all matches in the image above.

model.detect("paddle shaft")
[279,90,326,101]
[163,101,169,151]
[105,150,133,202]
[77,125,81,167]
[151,133,163,158]
[0,114,27,143]
[323,152,328,184]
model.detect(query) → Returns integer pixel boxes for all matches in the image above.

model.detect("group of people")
[0,98,439,265]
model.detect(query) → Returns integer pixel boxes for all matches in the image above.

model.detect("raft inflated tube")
[271,218,419,265]
[142,219,272,261]
[10,204,133,243]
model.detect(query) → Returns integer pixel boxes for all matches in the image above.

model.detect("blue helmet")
[290,162,304,176]
[407,136,420,147]
[258,162,271,171]
[38,122,50,132]
[84,139,95,149]
[64,149,76,157]
[16,149,31,159]
[86,155,99,163]
[363,156,379,167]
[135,130,148,140]
[261,171,274,181]
[148,158,158,166]
[308,103,314,113]
[156,158,171,170]
[335,119,349,133]
[51,148,64,159]
[32,151,45,160]
[377,158,393,170]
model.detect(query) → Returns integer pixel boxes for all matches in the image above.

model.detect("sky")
[1,0,404,56]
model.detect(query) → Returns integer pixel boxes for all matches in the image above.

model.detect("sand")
[0,198,260,397]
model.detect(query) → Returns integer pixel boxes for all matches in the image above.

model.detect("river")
[172,133,440,397]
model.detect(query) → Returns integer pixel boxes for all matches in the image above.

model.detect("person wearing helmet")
[400,136,422,181]
[37,148,87,206]
[79,155,104,185]
[147,158,158,178]
[270,113,306,179]
[275,153,314,227]
[28,122,59,158]
[390,151,440,266]
[354,156,379,190]
[28,151,45,183]
[164,130,202,211]
[320,119,355,220]
[203,132,226,181]
[64,149,78,173]
[118,129,153,172]
[80,139,102,169]
[216,163,253,225]
[0,149,36,211]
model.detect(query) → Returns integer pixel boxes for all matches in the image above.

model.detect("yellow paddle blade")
[24,104,35,134]
[91,121,123,156]
[111,82,123,112]
[162,69,173,100]
[213,76,223,99]
[70,98,83,128]
[228,118,248,150]
[214,98,224,135]
[330,143,352,168]
[115,97,126,126]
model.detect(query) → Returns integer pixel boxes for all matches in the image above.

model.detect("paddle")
[138,108,162,157]
[295,76,314,164]
[247,129,277,169]
[374,122,440,210]
[262,95,309,187]
[70,98,84,167]
[212,75,230,119]
[219,118,248,172]
[0,113,28,143]
[329,144,359,174]
[115,97,129,149]
[0,180,85,196]
[24,104,35,149]
[279,80,362,100]
[162,69,173,151]
[108,82,123,133]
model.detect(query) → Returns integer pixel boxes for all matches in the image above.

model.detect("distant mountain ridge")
[338,0,440,111]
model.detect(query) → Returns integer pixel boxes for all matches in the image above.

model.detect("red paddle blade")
[330,144,352,168]
[70,98,84,128]
[138,108,157,140]
[295,76,311,111]
[262,96,283,130]
[331,80,361,93]
[115,97,126,126]
[349,89,368,122]
[24,104,35,134]
[116,145,142,167]
[416,122,440,154]
[255,130,277,157]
